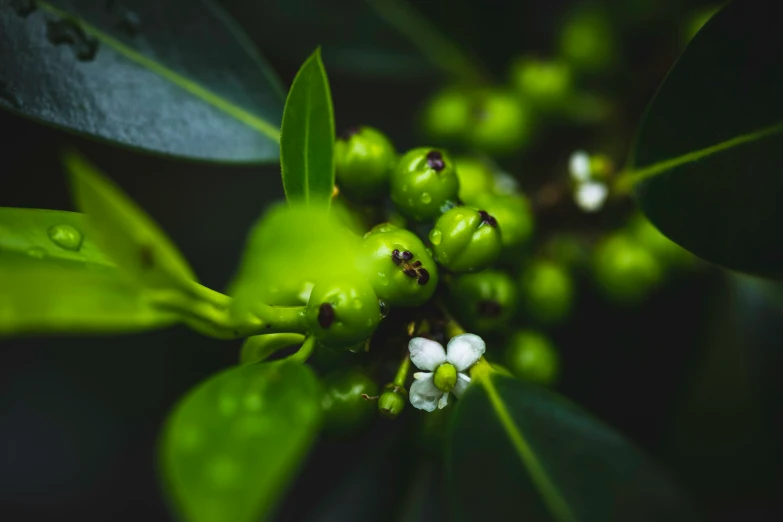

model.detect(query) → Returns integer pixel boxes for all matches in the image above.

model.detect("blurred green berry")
[322,368,378,434]
[593,233,663,304]
[454,156,496,205]
[509,56,573,108]
[305,278,381,349]
[468,89,533,155]
[473,193,534,250]
[519,260,574,324]
[430,207,502,273]
[627,214,692,268]
[359,223,438,306]
[390,147,460,221]
[505,330,560,385]
[422,87,472,141]
[559,4,617,73]
[451,270,518,332]
[334,126,397,200]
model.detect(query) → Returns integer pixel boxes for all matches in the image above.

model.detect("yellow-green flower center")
[433,363,457,392]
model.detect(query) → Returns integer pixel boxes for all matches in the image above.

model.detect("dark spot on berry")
[139,245,155,270]
[403,267,418,278]
[417,268,430,285]
[477,300,503,317]
[401,250,413,261]
[412,260,422,268]
[339,126,361,141]
[318,303,335,329]
[391,249,402,265]
[478,210,498,228]
[426,150,445,171]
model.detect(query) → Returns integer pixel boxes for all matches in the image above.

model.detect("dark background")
[2,0,782,521]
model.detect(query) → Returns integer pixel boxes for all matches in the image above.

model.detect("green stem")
[284,335,317,364]
[363,0,488,84]
[393,353,412,387]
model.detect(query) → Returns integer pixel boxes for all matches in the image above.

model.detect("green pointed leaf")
[65,150,196,289]
[280,49,335,205]
[0,251,177,336]
[161,361,322,522]
[0,0,282,163]
[447,374,696,522]
[626,1,783,278]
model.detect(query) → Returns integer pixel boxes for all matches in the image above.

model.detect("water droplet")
[46,18,99,62]
[48,224,83,252]
[379,300,389,318]
[26,247,47,259]
[420,192,432,204]
[12,0,37,18]
[0,82,22,109]
[429,229,442,245]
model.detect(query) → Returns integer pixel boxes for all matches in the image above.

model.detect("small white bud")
[574,181,608,213]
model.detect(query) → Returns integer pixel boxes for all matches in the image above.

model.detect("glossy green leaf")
[0,0,282,163]
[447,373,696,522]
[280,49,335,205]
[161,361,322,522]
[65,150,196,288]
[0,251,177,336]
[228,203,361,317]
[627,1,783,278]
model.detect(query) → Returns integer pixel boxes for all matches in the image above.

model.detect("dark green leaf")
[280,49,335,205]
[161,362,322,522]
[447,374,696,522]
[627,1,783,278]
[0,0,283,163]
[65,150,196,288]
[0,251,177,336]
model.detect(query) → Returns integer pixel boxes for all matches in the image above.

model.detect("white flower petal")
[569,150,591,182]
[438,393,449,409]
[452,373,471,398]
[413,372,432,380]
[446,334,486,371]
[574,181,608,213]
[409,374,443,412]
[409,337,447,371]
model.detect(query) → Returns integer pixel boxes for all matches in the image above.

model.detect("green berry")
[454,156,496,205]
[390,147,460,221]
[593,233,662,304]
[358,223,438,307]
[451,270,518,332]
[305,277,381,349]
[519,260,574,324]
[505,330,559,385]
[473,193,534,250]
[468,89,532,155]
[422,87,472,141]
[559,4,616,73]
[322,368,378,434]
[378,384,407,419]
[509,56,573,108]
[430,207,502,273]
[334,126,397,200]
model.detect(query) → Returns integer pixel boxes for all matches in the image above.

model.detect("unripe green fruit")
[468,89,532,155]
[559,5,616,73]
[505,330,559,385]
[390,147,460,221]
[451,270,518,332]
[305,278,381,349]
[422,87,472,141]
[473,193,534,250]
[519,260,574,324]
[593,233,663,304]
[509,56,573,108]
[321,368,378,434]
[334,126,397,200]
[359,223,438,307]
[378,384,407,419]
[454,156,496,205]
[430,207,502,273]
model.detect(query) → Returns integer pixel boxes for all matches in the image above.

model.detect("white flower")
[574,180,608,213]
[408,334,485,412]
[568,150,592,182]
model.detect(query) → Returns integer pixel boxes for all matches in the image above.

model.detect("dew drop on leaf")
[420,192,432,204]
[47,224,83,252]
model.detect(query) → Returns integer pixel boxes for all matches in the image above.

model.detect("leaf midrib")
[37,1,281,142]
[481,376,577,522]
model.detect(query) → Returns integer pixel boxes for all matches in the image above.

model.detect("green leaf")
[0,0,282,163]
[0,251,177,336]
[625,1,783,278]
[65,150,196,289]
[447,373,696,522]
[280,49,335,205]
[161,361,322,522]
